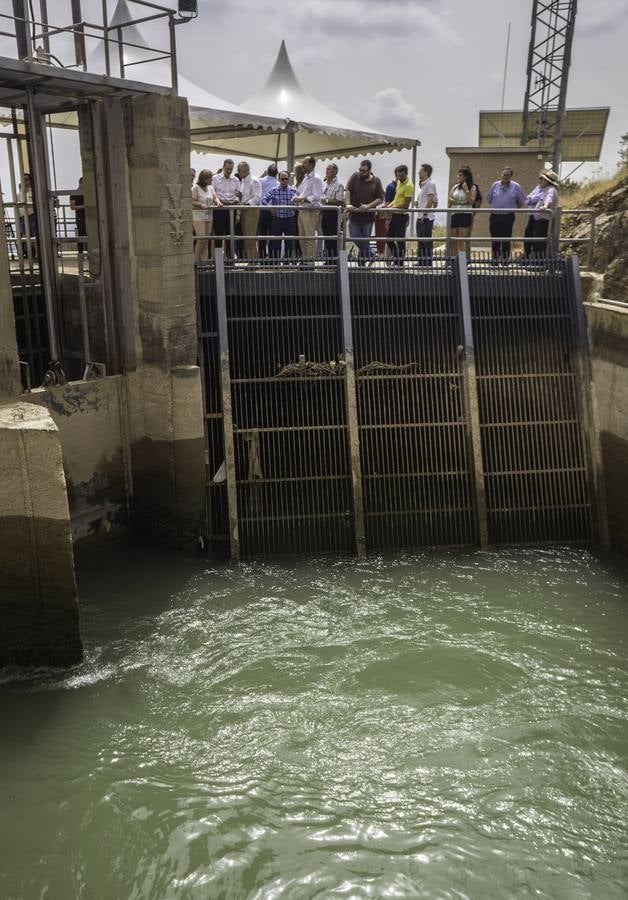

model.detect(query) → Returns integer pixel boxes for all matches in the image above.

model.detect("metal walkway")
[197,253,605,558]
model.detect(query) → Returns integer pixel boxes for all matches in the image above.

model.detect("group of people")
[192,155,561,265]
[449,164,560,262]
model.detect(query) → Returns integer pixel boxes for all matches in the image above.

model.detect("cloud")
[356,87,427,136]
[199,0,461,46]
[577,0,628,35]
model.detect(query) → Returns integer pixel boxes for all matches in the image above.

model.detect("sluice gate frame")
[197,253,605,559]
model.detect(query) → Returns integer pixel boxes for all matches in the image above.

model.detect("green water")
[1,547,628,900]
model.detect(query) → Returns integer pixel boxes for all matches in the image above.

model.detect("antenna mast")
[521,0,578,171]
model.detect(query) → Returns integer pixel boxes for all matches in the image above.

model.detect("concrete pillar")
[0,402,82,667]
[125,94,205,548]
[0,200,21,400]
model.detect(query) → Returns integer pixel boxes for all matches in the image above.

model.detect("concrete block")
[0,402,82,668]
[26,379,130,543]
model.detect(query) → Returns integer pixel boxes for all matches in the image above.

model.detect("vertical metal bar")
[587,212,595,270]
[102,0,110,77]
[338,250,366,558]
[215,249,240,560]
[287,126,296,173]
[70,0,86,69]
[551,207,562,257]
[77,250,91,366]
[456,252,488,548]
[169,14,178,93]
[117,25,125,78]
[91,103,120,374]
[567,254,609,546]
[25,89,60,362]
[39,0,50,56]
[12,0,32,59]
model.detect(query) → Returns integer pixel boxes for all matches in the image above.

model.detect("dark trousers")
[19,214,38,258]
[269,215,298,258]
[321,208,340,259]
[524,217,550,258]
[416,217,434,266]
[489,212,515,260]
[213,207,233,256]
[388,213,409,263]
[258,208,273,258]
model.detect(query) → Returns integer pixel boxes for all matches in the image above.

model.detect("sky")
[0,0,626,205]
[182,0,627,200]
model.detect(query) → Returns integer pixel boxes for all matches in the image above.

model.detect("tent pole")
[287,125,296,172]
[411,144,417,201]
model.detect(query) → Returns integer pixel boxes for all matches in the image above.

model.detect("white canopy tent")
[3,2,420,177]
[190,41,420,169]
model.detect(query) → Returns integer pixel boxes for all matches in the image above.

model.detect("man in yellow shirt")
[387,164,414,266]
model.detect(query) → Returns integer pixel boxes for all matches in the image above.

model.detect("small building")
[446,146,550,242]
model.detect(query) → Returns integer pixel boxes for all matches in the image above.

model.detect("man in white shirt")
[236,161,262,260]
[415,163,437,266]
[292,155,323,259]
[212,159,239,256]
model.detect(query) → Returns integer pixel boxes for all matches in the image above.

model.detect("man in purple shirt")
[487,167,526,262]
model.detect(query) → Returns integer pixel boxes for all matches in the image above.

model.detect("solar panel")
[478,108,609,161]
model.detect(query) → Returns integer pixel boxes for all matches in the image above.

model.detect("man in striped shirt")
[264,171,298,259]
[321,163,344,260]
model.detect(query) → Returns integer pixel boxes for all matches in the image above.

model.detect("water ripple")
[0,546,627,898]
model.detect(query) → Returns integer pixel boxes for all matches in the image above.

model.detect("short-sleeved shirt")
[417,178,437,222]
[392,178,414,209]
[488,179,526,213]
[384,180,397,203]
[345,172,384,223]
[265,184,298,218]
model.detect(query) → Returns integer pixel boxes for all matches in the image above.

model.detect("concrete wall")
[0,403,82,667]
[27,377,131,544]
[446,147,550,241]
[586,300,628,555]
[25,367,206,550]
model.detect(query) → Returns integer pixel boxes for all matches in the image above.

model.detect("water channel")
[1,545,627,899]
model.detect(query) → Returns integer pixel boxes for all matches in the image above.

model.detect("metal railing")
[192,204,597,268]
[0,0,180,90]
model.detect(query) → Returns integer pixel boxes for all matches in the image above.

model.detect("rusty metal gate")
[197,252,604,558]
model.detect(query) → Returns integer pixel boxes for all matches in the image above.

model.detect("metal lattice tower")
[522,0,578,171]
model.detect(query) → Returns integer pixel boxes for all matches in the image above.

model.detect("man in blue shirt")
[487,167,527,262]
[259,164,279,258]
[264,171,298,259]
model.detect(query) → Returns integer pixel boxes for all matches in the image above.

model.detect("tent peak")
[264,40,303,94]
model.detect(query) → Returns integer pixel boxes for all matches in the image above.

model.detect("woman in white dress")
[192,170,219,262]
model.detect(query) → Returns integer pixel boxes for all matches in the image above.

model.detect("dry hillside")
[562,169,628,301]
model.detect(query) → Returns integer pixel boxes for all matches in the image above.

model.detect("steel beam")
[338,250,366,558]
[214,249,240,560]
[456,252,488,548]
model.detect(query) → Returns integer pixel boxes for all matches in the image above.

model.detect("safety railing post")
[551,206,562,257]
[588,211,595,270]
[455,252,488,548]
[214,249,240,560]
[338,249,366,558]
